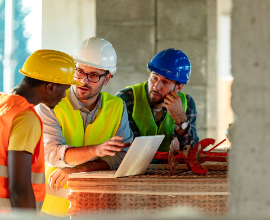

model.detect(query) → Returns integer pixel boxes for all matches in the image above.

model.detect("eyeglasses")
[74,68,109,83]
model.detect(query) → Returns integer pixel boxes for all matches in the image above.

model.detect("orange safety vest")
[0,93,45,213]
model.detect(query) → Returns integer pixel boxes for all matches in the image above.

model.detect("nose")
[81,74,90,85]
[153,80,162,91]
[62,91,66,99]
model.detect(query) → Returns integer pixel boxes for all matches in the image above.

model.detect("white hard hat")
[72,37,117,74]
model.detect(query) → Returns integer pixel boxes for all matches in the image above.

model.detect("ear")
[103,73,112,86]
[46,83,55,95]
[175,83,184,93]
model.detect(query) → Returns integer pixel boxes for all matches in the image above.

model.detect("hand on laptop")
[94,136,130,157]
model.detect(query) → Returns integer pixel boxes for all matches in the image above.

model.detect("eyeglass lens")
[75,69,105,83]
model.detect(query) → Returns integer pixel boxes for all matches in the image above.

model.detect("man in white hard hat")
[36,37,133,217]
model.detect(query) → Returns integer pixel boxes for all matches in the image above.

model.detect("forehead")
[76,63,105,73]
[150,71,172,81]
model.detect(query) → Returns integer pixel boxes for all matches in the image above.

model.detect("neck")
[153,103,163,110]
[10,82,42,106]
[79,93,101,111]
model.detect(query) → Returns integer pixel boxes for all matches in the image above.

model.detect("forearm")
[64,145,98,166]
[71,159,110,173]
[174,94,199,148]
[8,151,36,211]
[9,186,36,210]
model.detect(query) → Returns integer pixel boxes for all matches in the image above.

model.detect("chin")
[46,104,55,110]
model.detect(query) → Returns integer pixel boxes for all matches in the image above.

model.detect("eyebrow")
[151,72,173,82]
[77,68,103,75]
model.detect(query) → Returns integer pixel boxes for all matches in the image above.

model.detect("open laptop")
[69,135,165,178]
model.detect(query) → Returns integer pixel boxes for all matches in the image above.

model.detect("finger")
[60,175,69,188]
[162,102,168,109]
[106,146,123,152]
[49,171,59,190]
[106,140,127,147]
[165,93,175,102]
[48,169,57,184]
[103,150,116,156]
[170,90,179,98]
[163,98,172,105]
[55,173,65,190]
[109,136,124,141]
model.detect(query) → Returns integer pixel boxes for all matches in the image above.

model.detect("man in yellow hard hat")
[36,37,133,217]
[0,49,81,215]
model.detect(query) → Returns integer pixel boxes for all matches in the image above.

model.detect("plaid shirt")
[115,82,199,149]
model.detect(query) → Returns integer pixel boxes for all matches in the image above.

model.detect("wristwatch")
[175,121,189,130]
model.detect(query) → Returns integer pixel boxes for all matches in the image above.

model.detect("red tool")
[153,138,229,175]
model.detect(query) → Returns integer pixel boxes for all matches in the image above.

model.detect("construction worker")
[0,49,81,214]
[36,37,133,217]
[116,48,199,156]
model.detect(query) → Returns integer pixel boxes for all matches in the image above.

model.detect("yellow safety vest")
[41,90,123,217]
[131,81,187,152]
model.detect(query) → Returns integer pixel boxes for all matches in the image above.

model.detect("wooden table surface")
[67,170,228,218]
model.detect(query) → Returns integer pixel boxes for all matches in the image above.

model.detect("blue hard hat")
[147,48,191,84]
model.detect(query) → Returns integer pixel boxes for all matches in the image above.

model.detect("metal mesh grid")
[68,170,228,218]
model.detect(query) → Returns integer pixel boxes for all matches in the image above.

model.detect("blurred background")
[0,0,233,147]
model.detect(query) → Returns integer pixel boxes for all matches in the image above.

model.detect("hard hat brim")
[73,58,116,75]
[19,69,84,86]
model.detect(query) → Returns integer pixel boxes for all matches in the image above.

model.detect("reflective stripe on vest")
[131,81,187,152]
[0,93,45,211]
[0,165,45,184]
[41,90,123,217]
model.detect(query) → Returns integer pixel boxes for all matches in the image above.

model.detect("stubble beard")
[147,90,164,107]
[73,82,104,101]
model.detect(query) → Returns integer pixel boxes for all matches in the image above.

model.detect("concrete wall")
[42,0,96,55]
[41,0,218,141]
[97,0,218,140]
[228,0,270,218]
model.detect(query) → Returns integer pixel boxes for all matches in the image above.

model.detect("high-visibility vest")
[0,93,45,213]
[131,81,187,152]
[41,90,123,217]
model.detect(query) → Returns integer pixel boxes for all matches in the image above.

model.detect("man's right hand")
[94,136,130,157]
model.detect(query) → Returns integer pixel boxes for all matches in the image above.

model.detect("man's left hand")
[163,91,187,124]
[48,168,75,190]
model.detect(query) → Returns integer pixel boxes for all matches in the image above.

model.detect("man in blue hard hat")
[116,49,199,154]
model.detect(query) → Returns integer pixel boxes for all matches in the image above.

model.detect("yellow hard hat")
[19,49,83,86]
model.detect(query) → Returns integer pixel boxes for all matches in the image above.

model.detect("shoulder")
[115,87,134,103]
[10,109,41,139]
[184,94,197,111]
[9,109,41,153]
[115,87,133,97]
[13,109,41,128]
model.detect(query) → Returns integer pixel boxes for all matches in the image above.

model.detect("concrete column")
[97,0,218,140]
[42,0,96,55]
[228,0,270,218]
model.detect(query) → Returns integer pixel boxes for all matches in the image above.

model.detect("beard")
[147,90,164,107]
[73,81,104,101]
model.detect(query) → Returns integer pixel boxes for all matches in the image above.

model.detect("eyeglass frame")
[74,67,110,83]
